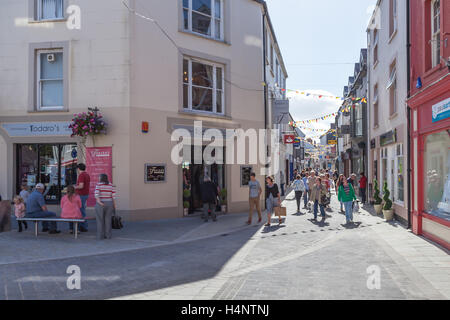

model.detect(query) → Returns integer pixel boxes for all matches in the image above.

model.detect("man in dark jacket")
[201,176,218,222]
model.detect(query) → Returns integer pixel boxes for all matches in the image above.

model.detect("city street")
[1,189,448,300]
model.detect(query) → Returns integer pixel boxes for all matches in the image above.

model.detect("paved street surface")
[0,190,449,300]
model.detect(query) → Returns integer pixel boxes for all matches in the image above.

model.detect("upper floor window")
[387,61,397,115]
[373,84,379,127]
[373,29,379,66]
[431,0,441,67]
[183,0,224,41]
[37,50,64,110]
[389,0,398,38]
[37,0,64,21]
[270,43,274,71]
[183,57,225,115]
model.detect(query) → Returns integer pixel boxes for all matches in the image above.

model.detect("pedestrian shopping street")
[1,189,448,300]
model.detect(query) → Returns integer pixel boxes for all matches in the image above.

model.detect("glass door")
[39,144,61,203]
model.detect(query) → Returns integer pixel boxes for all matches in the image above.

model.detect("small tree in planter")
[183,201,190,217]
[183,189,191,216]
[382,181,394,221]
[220,188,227,213]
[373,179,383,215]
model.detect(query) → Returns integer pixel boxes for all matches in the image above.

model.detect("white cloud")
[288,90,341,141]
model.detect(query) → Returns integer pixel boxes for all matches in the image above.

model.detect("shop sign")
[294,138,301,148]
[284,134,295,144]
[432,97,450,123]
[370,139,376,149]
[380,129,396,147]
[240,166,253,186]
[1,122,72,137]
[145,164,166,183]
[86,147,113,207]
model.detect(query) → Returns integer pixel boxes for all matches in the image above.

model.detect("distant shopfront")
[410,92,450,250]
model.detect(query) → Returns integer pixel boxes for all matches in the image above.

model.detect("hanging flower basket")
[69,108,107,138]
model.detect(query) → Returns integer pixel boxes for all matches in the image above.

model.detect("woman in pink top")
[61,185,82,233]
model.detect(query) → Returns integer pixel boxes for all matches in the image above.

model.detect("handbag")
[353,201,360,213]
[112,209,123,230]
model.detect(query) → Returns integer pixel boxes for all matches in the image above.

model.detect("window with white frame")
[183,57,224,114]
[37,0,64,21]
[389,0,397,37]
[373,84,379,127]
[387,62,397,115]
[182,0,224,40]
[275,59,279,85]
[270,43,274,71]
[373,29,379,65]
[396,144,404,202]
[431,0,441,67]
[37,49,64,110]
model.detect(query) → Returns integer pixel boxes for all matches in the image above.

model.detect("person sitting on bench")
[25,183,61,234]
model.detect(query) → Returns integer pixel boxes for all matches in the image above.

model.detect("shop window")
[183,57,224,115]
[183,0,224,41]
[16,144,78,204]
[431,0,441,67]
[37,49,64,110]
[424,130,450,221]
[396,144,404,202]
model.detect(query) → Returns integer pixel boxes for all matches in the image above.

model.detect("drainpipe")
[406,0,412,229]
[262,11,268,131]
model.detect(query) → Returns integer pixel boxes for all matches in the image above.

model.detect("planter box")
[383,209,394,221]
[374,204,383,215]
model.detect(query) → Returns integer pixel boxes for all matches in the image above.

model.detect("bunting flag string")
[261,83,367,102]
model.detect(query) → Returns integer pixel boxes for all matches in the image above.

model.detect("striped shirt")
[94,183,116,200]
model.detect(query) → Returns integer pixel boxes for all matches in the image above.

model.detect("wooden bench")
[16,218,86,239]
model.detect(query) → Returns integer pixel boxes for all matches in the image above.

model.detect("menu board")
[241,166,253,186]
[86,147,113,207]
[145,164,166,183]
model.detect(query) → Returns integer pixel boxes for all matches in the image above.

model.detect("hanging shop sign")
[1,122,72,137]
[380,129,397,147]
[86,147,113,207]
[283,134,295,144]
[432,97,450,123]
[145,164,166,183]
[240,166,253,187]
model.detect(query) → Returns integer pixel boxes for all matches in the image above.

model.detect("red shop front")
[409,76,450,250]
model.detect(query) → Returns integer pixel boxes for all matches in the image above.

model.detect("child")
[13,196,27,232]
[19,183,30,203]
[61,185,82,233]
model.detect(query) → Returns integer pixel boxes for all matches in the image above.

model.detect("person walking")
[279,171,285,197]
[338,178,357,225]
[200,175,218,222]
[291,175,306,213]
[247,173,262,225]
[302,172,309,209]
[307,171,316,212]
[13,196,27,232]
[310,177,327,222]
[74,163,90,232]
[94,174,116,240]
[25,183,60,234]
[359,172,368,204]
[265,176,281,227]
[336,174,345,212]
[61,185,83,233]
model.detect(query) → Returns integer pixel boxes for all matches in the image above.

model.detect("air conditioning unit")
[47,54,55,63]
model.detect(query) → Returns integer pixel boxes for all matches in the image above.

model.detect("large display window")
[424,130,450,221]
[16,144,78,204]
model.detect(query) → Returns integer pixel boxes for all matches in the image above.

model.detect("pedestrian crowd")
[246,168,368,227]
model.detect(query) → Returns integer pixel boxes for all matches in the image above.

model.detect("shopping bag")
[353,201,360,213]
[274,206,287,217]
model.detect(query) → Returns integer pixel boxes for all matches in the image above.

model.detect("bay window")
[183,0,224,40]
[183,57,225,115]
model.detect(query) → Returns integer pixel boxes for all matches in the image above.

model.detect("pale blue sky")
[266,0,377,96]
[265,0,377,136]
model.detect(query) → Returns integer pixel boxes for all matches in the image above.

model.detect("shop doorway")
[16,144,78,204]
[182,146,225,214]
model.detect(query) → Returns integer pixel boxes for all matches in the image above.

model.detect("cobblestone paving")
[1,190,449,300]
